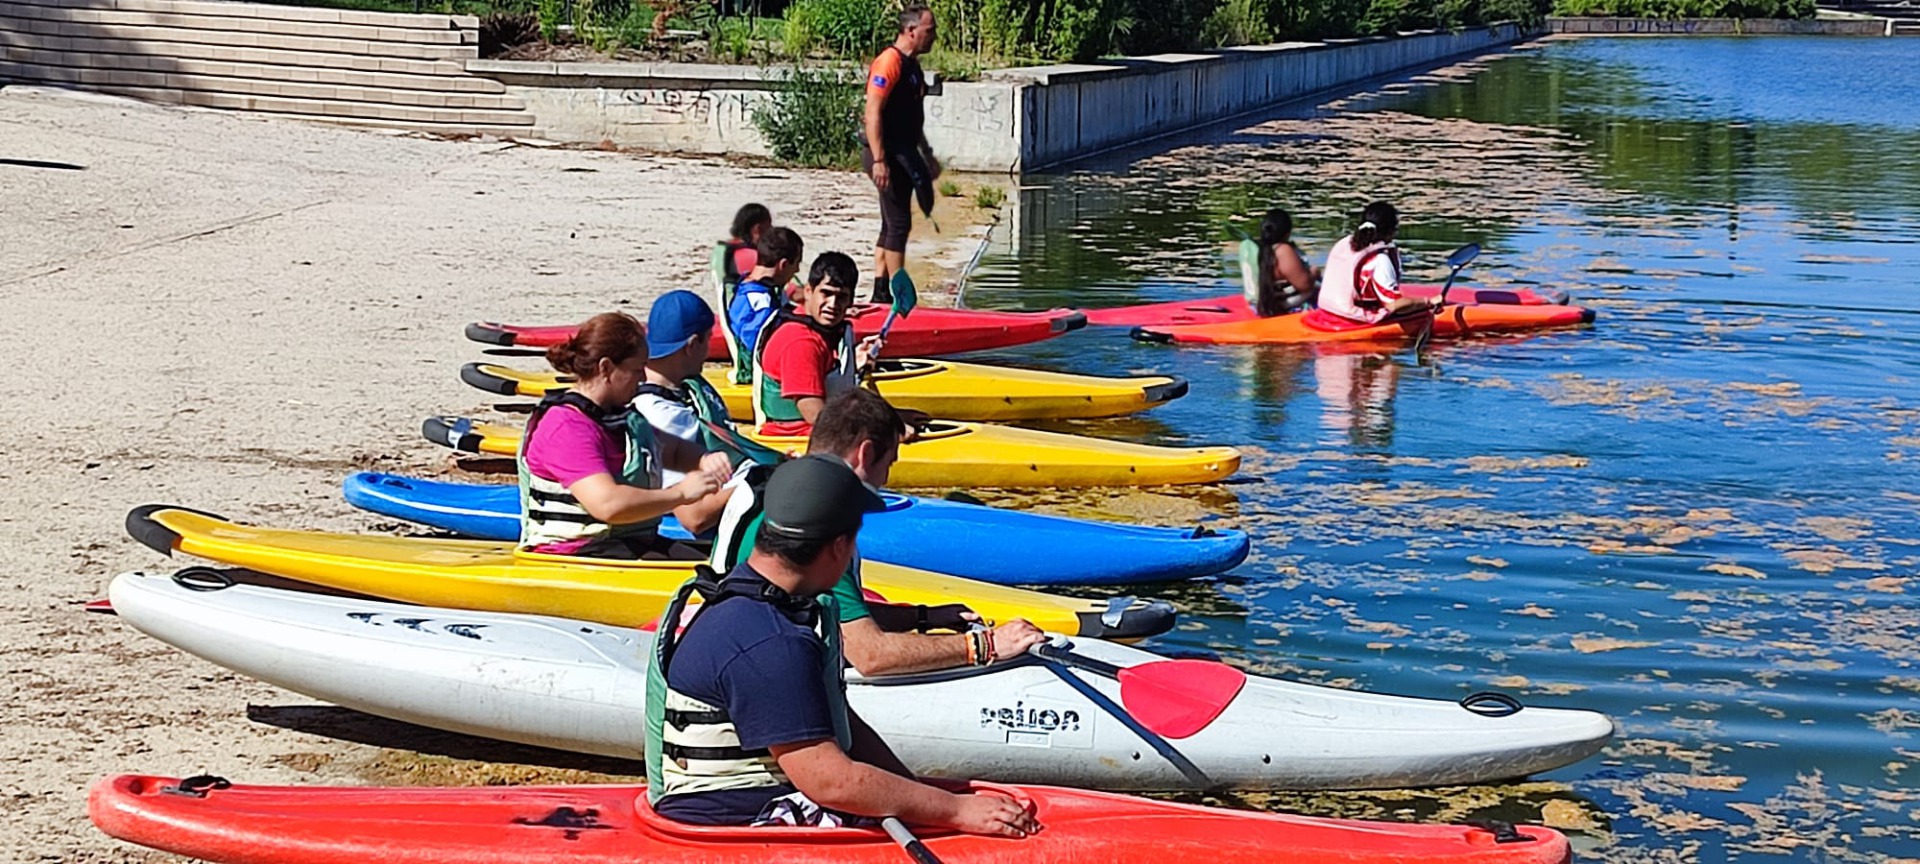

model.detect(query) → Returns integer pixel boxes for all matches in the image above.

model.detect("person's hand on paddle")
[989,619,1047,661]
[944,792,1042,838]
[858,334,885,373]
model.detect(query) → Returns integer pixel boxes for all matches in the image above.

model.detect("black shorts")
[862,145,927,253]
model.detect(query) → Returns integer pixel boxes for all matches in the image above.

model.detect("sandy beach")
[0,85,989,862]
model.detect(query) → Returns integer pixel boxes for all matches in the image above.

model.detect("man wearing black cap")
[709,387,1046,677]
[645,456,1043,837]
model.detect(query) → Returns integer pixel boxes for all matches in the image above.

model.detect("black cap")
[761,455,887,541]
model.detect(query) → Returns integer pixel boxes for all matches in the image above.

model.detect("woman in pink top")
[1316,202,1442,326]
[517,312,731,559]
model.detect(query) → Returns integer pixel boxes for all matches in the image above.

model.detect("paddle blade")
[1446,243,1481,269]
[889,270,918,319]
[1117,660,1246,739]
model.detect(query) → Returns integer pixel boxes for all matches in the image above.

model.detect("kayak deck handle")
[172,567,235,592]
[1465,819,1533,844]
[1129,326,1174,344]
[161,775,231,799]
[1459,691,1525,717]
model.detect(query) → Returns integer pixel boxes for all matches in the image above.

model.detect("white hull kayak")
[109,570,1614,792]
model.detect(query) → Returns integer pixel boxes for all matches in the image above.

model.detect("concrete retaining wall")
[1549,17,1892,35]
[0,0,536,136]
[474,22,1536,173]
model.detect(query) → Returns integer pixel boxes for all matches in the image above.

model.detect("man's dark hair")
[755,226,804,268]
[754,521,855,567]
[730,203,771,242]
[898,3,931,31]
[809,389,906,460]
[808,251,859,289]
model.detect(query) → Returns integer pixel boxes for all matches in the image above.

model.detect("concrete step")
[252,110,537,139]
[0,60,525,109]
[5,1,469,46]
[1,43,507,92]
[30,76,535,125]
[21,0,478,32]
[0,13,478,61]
[0,27,477,76]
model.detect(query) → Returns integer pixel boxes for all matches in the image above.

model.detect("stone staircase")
[1820,0,1920,34]
[0,0,537,136]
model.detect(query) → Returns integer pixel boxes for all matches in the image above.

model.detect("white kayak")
[108,569,1615,792]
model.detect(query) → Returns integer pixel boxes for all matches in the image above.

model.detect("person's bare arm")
[841,616,1048,677]
[864,82,889,189]
[846,708,913,777]
[568,472,715,526]
[770,739,1039,836]
[794,395,825,425]
[1275,245,1317,300]
[670,482,731,536]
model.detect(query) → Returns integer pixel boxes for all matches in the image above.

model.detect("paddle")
[867,270,919,375]
[1029,640,1246,739]
[1411,242,1482,356]
[881,817,943,864]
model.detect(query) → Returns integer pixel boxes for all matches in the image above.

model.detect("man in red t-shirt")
[750,252,882,437]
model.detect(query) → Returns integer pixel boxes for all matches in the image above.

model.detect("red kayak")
[1133,304,1595,345]
[467,306,1087,360]
[91,775,1569,864]
[1082,285,1569,328]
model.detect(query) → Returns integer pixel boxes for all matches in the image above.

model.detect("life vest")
[644,566,853,805]
[680,375,789,468]
[750,310,859,431]
[515,390,663,551]
[1319,237,1402,322]
[712,241,767,385]
[1240,238,1311,317]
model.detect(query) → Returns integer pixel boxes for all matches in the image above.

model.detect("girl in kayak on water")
[517,312,732,560]
[1317,202,1442,326]
[1249,208,1318,317]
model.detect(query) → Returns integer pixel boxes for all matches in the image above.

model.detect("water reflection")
[1313,351,1401,450]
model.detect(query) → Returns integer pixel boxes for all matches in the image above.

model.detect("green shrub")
[973,185,1006,209]
[1202,0,1275,47]
[938,179,961,197]
[755,63,865,168]
[784,0,891,58]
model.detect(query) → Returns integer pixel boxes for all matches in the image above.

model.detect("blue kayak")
[342,472,1249,586]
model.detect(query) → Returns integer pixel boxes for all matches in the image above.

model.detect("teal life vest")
[750,310,858,431]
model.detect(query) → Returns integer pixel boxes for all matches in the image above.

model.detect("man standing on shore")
[861,3,938,306]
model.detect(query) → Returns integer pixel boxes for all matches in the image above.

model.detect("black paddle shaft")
[1033,643,1124,677]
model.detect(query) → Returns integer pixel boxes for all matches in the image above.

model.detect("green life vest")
[644,566,853,804]
[515,390,663,551]
[682,375,789,468]
[750,310,858,430]
[711,241,758,386]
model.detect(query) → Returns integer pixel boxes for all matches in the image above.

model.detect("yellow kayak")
[459,361,1189,422]
[421,416,1241,488]
[125,506,1177,641]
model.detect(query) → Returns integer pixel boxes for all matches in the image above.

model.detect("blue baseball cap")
[646,290,716,359]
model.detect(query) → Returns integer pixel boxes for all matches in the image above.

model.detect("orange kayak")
[91,774,1570,864]
[1132,305,1595,345]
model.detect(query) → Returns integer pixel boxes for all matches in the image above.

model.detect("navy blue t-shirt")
[654,566,837,825]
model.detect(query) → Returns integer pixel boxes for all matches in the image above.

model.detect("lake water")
[957,36,1920,862]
